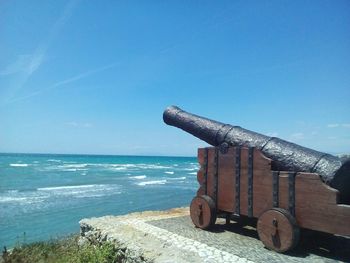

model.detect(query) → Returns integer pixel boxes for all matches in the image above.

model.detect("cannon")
[163,105,350,252]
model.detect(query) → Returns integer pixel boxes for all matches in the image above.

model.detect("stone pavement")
[79,207,350,263]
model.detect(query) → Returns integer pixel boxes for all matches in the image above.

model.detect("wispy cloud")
[0,0,80,101]
[327,123,350,128]
[0,55,34,76]
[25,0,79,77]
[5,63,118,104]
[51,63,117,88]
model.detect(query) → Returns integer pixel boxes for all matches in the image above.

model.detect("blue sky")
[0,0,349,156]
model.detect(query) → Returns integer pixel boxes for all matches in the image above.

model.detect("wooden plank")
[294,173,350,235]
[206,147,216,202]
[217,147,235,212]
[252,149,273,217]
[197,148,206,166]
[197,169,205,185]
[240,148,249,216]
[196,148,207,195]
[278,172,289,212]
[295,173,338,204]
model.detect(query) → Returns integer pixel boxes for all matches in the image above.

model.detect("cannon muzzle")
[163,105,350,203]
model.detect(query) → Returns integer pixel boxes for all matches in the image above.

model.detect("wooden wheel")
[257,208,300,253]
[190,195,216,230]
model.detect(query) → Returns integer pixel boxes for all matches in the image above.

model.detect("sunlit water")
[0,153,198,248]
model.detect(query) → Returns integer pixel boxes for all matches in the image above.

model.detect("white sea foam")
[0,196,30,202]
[143,164,171,169]
[38,184,106,191]
[4,190,19,193]
[136,180,166,186]
[129,175,147,180]
[109,166,128,171]
[47,159,62,162]
[0,184,122,206]
[52,163,173,171]
[0,191,47,204]
[46,164,89,172]
[9,163,28,167]
[183,168,198,171]
[62,164,88,168]
[164,171,174,175]
[188,172,197,175]
[168,177,186,180]
[36,184,122,199]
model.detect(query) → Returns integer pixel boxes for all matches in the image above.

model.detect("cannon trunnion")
[190,146,350,253]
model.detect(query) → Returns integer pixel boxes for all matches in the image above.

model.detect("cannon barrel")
[163,105,350,203]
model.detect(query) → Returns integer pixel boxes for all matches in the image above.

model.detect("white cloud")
[327,124,340,128]
[327,123,350,128]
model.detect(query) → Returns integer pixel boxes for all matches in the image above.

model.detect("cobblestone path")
[80,208,350,263]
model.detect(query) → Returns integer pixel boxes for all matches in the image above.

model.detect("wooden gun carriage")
[192,146,350,252]
[163,106,350,253]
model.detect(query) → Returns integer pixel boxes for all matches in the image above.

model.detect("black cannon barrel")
[163,105,350,204]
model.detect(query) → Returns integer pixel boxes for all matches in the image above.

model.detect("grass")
[1,235,120,263]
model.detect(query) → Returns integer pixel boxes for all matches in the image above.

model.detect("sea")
[0,153,198,249]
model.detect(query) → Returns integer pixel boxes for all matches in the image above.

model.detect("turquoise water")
[0,153,198,248]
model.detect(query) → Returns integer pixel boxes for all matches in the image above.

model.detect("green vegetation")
[1,235,120,263]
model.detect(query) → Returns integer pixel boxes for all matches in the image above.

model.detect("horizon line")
[0,151,197,158]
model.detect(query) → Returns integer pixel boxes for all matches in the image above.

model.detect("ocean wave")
[0,197,30,203]
[3,190,19,194]
[129,175,147,180]
[167,177,186,180]
[44,164,89,172]
[136,180,166,186]
[47,159,62,162]
[9,163,29,167]
[183,168,197,171]
[43,163,174,172]
[62,164,88,168]
[37,184,115,191]
[0,184,122,205]
[188,172,197,175]
[37,184,122,198]
[164,171,174,175]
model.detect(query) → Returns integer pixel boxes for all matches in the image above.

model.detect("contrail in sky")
[5,63,119,105]
[1,0,80,103]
